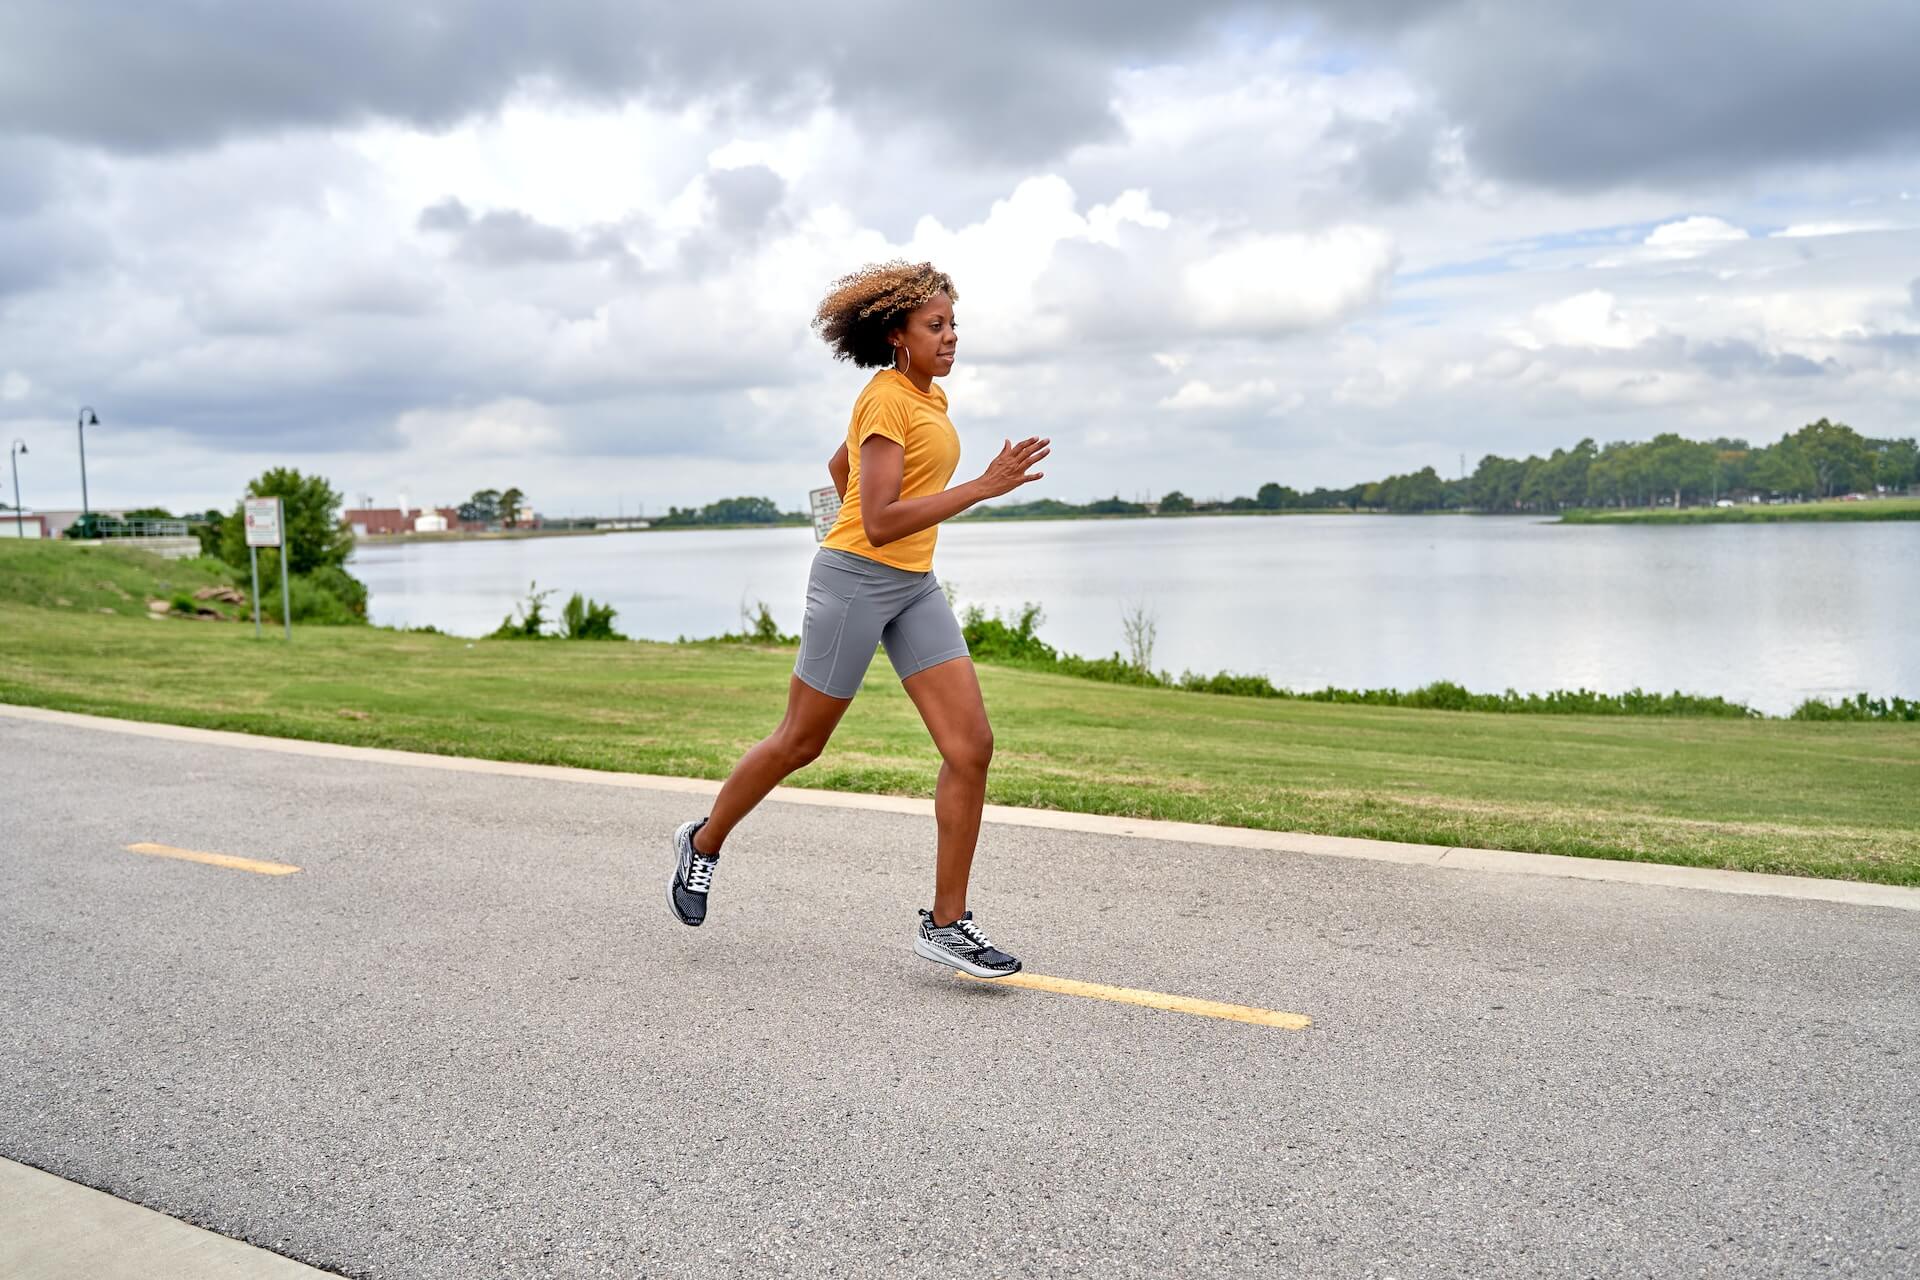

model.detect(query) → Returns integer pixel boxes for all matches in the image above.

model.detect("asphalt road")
[2,712,1915,1278]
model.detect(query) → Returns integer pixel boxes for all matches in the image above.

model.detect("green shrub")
[304,564,368,620]
[959,603,1058,664]
[682,600,800,646]
[279,573,360,625]
[489,581,555,639]
[1792,693,1920,722]
[561,592,624,640]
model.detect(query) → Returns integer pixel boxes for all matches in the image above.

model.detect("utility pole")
[76,407,99,530]
[9,439,26,538]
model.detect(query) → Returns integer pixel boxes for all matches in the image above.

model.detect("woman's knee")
[943,727,993,775]
[771,728,829,770]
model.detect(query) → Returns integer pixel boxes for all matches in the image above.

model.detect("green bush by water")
[1791,693,1920,722]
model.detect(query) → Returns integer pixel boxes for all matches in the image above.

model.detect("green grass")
[4,540,1916,885]
[1559,497,1920,524]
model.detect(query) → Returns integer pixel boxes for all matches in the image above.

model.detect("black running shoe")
[914,908,1022,978]
[668,817,719,927]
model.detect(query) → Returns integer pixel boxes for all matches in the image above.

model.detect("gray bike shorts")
[793,547,970,698]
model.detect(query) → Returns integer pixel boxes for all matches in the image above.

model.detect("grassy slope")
[0,539,247,617]
[4,542,1915,885]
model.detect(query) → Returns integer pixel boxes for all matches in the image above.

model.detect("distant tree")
[1870,437,1919,492]
[701,495,782,524]
[1256,482,1289,510]
[459,489,502,523]
[1791,418,1872,497]
[1642,433,1715,508]
[1471,455,1527,511]
[1158,490,1194,512]
[499,486,525,527]
[1749,438,1817,498]
[216,467,356,577]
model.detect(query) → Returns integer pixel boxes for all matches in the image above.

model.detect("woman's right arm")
[860,435,1051,547]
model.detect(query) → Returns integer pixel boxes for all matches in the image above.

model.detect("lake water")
[349,516,1920,715]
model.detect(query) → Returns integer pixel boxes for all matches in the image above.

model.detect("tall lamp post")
[76,406,98,532]
[8,439,25,539]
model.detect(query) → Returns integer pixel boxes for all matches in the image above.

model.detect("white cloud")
[1181,226,1397,333]
[1509,290,1657,351]
[1770,220,1904,238]
[394,399,564,456]
[1157,378,1280,411]
[1645,216,1749,246]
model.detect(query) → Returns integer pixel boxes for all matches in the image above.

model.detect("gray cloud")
[418,197,636,269]
[1328,110,1442,203]
[1402,0,1920,190]
[1687,338,1839,380]
[9,2,1915,194]
[0,0,1266,165]
[705,165,783,237]
[0,215,105,298]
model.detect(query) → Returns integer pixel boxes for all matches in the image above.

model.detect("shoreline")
[349,496,1920,545]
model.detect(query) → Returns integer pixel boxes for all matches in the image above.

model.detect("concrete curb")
[6,702,1916,913]
[0,1158,336,1278]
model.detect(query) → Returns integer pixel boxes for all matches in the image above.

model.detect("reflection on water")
[350,516,1920,715]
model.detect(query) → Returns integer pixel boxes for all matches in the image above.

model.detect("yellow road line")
[124,843,302,876]
[954,970,1311,1030]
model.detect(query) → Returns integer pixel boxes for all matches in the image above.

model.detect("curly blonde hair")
[812,260,958,368]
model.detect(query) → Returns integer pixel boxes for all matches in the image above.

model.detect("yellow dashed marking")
[124,843,302,876]
[954,970,1311,1030]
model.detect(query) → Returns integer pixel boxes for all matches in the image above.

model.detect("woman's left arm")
[828,442,850,500]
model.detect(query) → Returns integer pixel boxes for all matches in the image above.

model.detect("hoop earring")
[895,344,911,375]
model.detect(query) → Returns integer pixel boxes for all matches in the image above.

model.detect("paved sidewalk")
[0,1158,334,1278]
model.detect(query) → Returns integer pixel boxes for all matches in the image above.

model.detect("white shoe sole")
[914,935,1021,979]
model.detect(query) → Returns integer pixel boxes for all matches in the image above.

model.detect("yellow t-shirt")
[821,369,961,572]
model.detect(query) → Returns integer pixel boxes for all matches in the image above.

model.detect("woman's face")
[892,292,957,377]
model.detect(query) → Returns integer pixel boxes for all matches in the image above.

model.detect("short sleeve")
[852,387,909,448]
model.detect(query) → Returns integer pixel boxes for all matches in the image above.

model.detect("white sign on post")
[808,485,842,543]
[242,496,291,639]
[244,496,283,547]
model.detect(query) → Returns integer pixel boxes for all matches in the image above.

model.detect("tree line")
[961,417,1917,518]
[1324,418,1914,515]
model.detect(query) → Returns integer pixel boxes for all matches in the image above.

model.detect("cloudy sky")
[2,0,1917,519]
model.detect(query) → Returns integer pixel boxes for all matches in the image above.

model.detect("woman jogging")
[668,260,1050,979]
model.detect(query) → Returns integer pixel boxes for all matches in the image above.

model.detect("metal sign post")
[244,496,289,639]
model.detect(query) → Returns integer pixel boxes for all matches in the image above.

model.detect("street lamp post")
[8,439,25,539]
[76,406,98,532]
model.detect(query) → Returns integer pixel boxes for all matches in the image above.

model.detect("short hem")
[895,648,971,682]
[793,665,859,700]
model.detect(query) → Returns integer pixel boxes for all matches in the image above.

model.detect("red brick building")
[345,507,487,536]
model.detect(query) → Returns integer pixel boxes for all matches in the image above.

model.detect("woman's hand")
[977,436,1050,498]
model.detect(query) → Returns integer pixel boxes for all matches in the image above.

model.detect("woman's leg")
[693,675,854,855]
[899,656,992,925]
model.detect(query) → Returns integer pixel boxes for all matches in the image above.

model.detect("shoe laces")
[951,916,995,951]
[686,840,717,893]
